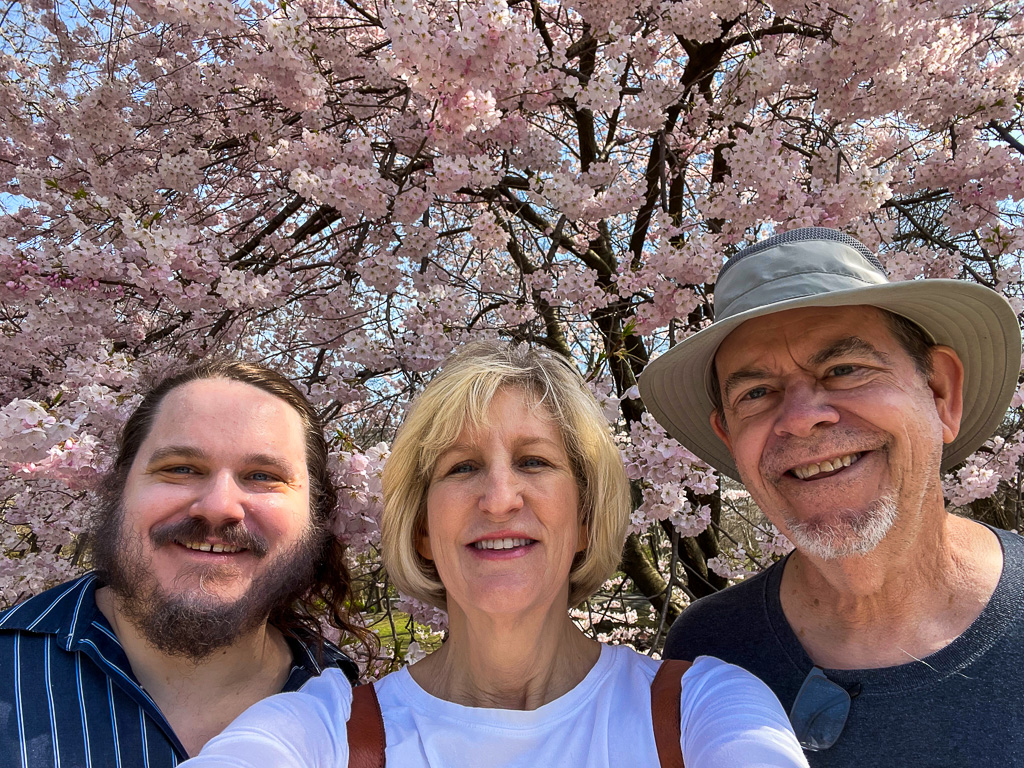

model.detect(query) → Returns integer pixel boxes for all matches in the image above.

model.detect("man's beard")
[783,495,899,561]
[91,503,326,663]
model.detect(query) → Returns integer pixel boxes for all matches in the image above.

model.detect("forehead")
[459,386,561,441]
[715,305,896,373]
[141,378,307,461]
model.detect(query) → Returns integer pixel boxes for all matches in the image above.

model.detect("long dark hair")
[97,358,374,660]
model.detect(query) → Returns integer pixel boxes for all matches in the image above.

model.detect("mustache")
[149,517,269,558]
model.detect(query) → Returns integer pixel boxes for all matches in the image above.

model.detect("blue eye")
[829,364,857,377]
[743,386,768,401]
[250,471,277,482]
[522,457,550,468]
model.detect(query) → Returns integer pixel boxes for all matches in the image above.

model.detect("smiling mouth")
[180,542,246,554]
[790,452,862,480]
[472,538,534,551]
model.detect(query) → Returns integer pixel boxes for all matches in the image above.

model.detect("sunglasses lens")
[789,670,851,751]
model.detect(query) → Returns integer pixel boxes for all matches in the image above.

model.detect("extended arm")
[680,656,808,768]
[180,668,353,768]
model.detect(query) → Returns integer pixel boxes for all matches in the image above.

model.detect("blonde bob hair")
[382,341,631,610]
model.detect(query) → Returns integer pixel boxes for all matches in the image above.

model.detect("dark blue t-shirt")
[665,526,1024,767]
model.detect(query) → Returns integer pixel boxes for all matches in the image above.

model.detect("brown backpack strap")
[347,683,386,768]
[652,660,692,768]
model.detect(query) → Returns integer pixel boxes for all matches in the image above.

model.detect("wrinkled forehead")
[715,305,890,366]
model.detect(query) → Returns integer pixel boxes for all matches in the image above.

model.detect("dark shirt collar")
[0,573,102,648]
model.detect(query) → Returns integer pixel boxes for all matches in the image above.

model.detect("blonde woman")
[186,342,807,767]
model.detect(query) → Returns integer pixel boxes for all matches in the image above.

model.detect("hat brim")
[639,280,1021,482]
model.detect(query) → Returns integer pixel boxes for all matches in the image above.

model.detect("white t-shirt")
[185,647,808,768]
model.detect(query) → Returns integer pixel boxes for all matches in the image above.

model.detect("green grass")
[364,610,444,659]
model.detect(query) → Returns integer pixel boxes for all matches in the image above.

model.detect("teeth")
[792,453,859,480]
[183,542,243,554]
[473,537,531,550]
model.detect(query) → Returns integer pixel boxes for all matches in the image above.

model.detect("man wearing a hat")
[640,228,1024,766]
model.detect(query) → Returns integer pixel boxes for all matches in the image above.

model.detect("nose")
[478,465,524,519]
[189,470,247,527]
[773,380,840,438]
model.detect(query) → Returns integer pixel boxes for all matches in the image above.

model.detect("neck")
[409,600,600,710]
[780,513,1002,669]
[95,586,294,755]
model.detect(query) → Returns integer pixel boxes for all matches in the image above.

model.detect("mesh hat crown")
[638,228,1022,481]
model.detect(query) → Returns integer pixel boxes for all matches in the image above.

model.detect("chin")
[784,496,898,561]
[458,588,555,618]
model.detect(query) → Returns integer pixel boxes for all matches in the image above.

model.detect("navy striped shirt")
[0,573,358,768]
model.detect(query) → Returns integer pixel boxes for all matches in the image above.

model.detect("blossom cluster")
[331,443,389,552]
[944,436,1024,508]
[621,412,719,535]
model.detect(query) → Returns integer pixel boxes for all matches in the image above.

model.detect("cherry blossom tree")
[2,0,1023,654]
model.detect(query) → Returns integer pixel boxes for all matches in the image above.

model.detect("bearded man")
[640,228,1024,766]
[0,360,364,766]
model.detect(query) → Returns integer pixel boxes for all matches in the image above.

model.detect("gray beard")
[784,495,899,561]
[92,508,324,663]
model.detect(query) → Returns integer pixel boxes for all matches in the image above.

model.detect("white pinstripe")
[140,709,151,768]
[75,653,93,768]
[14,633,28,768]
[44,635,61,767]
[106,678,122,768]
[65,576,97,645]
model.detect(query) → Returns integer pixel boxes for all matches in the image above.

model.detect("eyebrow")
[808,336,891,367]
[438,435,564,458]
[721,368,775,404]
[242,453,301,478]
[513,436,564,451]
[145,445,206,465]
[720,336,891,404]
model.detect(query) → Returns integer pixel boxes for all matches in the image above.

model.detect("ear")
[576,519,589,554]
[710,409,734,453]
[928,345,964,444]
[415,520,434,561]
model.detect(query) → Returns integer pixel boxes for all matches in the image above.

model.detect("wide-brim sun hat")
[639,227,1022,481]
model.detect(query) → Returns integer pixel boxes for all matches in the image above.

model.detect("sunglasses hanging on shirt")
[789,666,860,751]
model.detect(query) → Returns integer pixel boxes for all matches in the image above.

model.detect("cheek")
[731,430,768,472]
[122,490,168,533]
[254,496,314,542]
[418,492,453,564]
[129,482,196,519]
